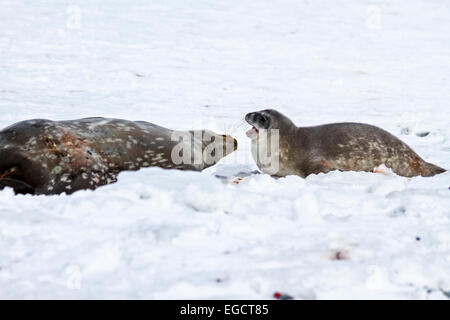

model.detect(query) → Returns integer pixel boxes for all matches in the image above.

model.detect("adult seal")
[0,117,237,195]
[245,109,446,178]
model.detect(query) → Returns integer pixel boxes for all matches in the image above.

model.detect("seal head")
[245,109,295,139]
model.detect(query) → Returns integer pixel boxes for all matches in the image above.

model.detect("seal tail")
[421,162,446,177]
[0,149,44,195]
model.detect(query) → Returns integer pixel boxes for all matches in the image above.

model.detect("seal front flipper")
[302,158,341,177]
[0,177,35,195]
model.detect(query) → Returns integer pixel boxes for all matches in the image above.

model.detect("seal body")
[245,109,446,178]
[0,118,237,195]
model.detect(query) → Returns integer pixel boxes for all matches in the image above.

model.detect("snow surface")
[0,0,450,299]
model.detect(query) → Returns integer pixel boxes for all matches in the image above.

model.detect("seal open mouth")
[246,126,259,137]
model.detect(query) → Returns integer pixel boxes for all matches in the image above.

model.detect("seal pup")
[245,109,446,178]
[0,118,237,195]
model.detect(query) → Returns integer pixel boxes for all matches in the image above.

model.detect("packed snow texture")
[1,0,449,299]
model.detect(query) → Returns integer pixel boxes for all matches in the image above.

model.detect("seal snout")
[245,112,258,126]
[245,112,255,125]
[245,112,270,128]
